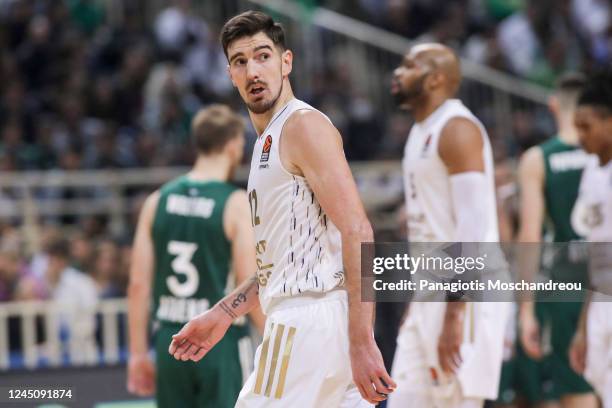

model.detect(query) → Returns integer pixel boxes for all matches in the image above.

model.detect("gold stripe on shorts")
[254,323,274,394]
[264,324,286,397]
[274,326,297,399]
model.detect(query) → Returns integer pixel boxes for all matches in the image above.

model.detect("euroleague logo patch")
[260,135,272,162]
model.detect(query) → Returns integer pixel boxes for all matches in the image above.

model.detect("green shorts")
[514,301,593,402]
[497,358,518,405]
[154,325,247,408]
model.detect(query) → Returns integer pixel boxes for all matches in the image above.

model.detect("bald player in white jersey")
[569,69,612,407]
[387,43,509,408]
[168,11,395,408]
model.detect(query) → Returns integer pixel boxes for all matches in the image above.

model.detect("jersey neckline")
[182,175,228,186]
[258,98,296,138]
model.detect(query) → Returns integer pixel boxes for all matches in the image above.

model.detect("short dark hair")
[578,69,612,116]
[554,72,586,111]
[191,104,244,154]
[220,11,286,58]
[47,238,70,260]
[556,72,586,93]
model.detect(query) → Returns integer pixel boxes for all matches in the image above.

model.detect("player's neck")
[557,116,579,145]
[249,84,295,135]
[597,148,612,167]
[414,95,448,123]
[188,155,233,182]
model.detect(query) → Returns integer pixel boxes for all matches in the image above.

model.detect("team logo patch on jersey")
[260,135,273,162]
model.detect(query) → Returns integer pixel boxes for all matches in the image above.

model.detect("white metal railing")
[0,299,127,370]
[0,162,403,235]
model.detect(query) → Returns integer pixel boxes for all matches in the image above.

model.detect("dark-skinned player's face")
[226,32,292,114]
[575,105,612,157]
[391,50,431,110]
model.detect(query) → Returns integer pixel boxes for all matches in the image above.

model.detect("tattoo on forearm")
[219,301,237,319]
[231,293,247,308]
[231,279,259,308]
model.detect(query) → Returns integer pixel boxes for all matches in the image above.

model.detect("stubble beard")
[393,73,428,110]
[246,77,284,115]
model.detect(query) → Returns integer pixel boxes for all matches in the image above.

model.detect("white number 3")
[167,240,199,297]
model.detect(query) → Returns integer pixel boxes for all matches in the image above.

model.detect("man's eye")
[235,59,246,66]
[259,54,269,61]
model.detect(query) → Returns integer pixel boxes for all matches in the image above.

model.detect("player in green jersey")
[127,104,265,407]
[512,74,596,408]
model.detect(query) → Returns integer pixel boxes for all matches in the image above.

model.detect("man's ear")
[426,71,444,92]
[227,64,237,87]
[281,49,293,78]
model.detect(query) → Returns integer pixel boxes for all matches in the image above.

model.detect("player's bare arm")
[223,189,266,334]
[569,291,591,374]
[127,191,160,396]
[168,273,260,362]
[516,146,546,359]
[281,109,396,404]
[169,188,265,362]
[437,116,484,374]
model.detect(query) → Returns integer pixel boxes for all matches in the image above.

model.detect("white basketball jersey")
[399,100,507,400]
[572,158,612,241]
[402,99,499,242]
[247,98,344,313]
[572,158,612,292]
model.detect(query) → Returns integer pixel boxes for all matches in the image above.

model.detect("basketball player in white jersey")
[387,43,509,408]
[168,11,395,407]
[569,69,612,407]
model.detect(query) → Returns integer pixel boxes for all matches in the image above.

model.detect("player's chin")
[247,98,273,114]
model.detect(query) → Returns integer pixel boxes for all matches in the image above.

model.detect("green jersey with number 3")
[151,176,239,328]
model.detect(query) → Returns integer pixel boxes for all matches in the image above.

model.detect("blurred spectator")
[497,0,583,87]
[68,0,105,37]
[90,239,124,298]
[42,237,98,364]
[69,231,94,273]
[0,249,27,301]
[571,0,611,62]
[41,237,97,301]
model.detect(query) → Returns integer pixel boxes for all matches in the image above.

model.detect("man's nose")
[246,59,260,81]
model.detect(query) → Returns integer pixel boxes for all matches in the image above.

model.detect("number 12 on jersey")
[248,189,260,227]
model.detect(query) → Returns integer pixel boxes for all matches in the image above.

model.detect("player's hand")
[569,328,587,374]
[168,306,232,362]
[519,309,542,359]
[438,310,464,374]
[127,353,156,396]
[349,338,396,405]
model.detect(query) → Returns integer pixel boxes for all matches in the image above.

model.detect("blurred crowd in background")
[331,0,611,87]
[0,0,609,315]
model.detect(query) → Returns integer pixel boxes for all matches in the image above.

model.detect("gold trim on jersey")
[253,323,298,399]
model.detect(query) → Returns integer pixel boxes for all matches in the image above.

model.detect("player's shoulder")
[222,189,250,239]
[142,189,162,219]
[225,189,248,211]
[159,175,187,194]
[537,136,563,153]
[282,106,339,150]
[284,106,333,131]
[518,145,544,171]
[439,115,483,154]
